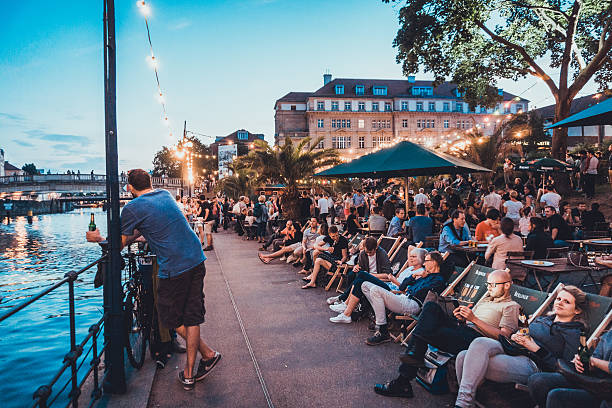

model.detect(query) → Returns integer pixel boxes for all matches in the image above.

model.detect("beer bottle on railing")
[89,213,97,231]
[578,330,592,375]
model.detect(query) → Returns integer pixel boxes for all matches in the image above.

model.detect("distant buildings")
[0,149,25,177]
[209,129,266,179]
[275,74,529,160]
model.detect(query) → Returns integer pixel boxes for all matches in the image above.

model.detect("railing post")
[65,271,81,406]
[90,322,103,402]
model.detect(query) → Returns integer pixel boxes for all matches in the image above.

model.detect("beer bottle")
[578,330,591,375]
[88,213,97,231]
[518,309,529,335]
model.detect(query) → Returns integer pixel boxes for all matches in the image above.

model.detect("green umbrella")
[545,97,612,129]
[516,158,574,173]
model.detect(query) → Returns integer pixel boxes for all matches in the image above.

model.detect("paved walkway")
[147,230,454,408]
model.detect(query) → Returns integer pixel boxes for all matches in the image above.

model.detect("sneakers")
[178,371,195,391]
[329,302,347,313]
[326,295,340,305]
[373,378,414,398]
[279,256,286,261]
[329,313,352,324]
[195,351,222,381]
[286,255,296,264]
[366,330,391,346]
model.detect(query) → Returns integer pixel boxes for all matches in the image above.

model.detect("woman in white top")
[503,190,523,227]
[518,206,532,236]
[485,217,524,270]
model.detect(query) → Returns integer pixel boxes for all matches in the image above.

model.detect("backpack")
[253,203,263,218]
[415,346,456,395]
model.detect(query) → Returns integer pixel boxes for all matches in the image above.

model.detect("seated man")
[361,251,446,345]
[438,209,471,266]
[257,223,303,264]
[374,269,519,398]
[260,220,294,251]
[301,225,348,289]
[474,208,501,242]
[387,207,406,237]
[406,204,433,244]
[368,206,387,233]
[291,218,319,267]
[544,205,572,247]
[582,202,606,231]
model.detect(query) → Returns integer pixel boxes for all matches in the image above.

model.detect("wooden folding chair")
[546,246,570,259]
[324,233,366,291]
[377,235,403,258]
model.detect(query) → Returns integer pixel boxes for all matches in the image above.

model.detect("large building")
[275,74,529,160]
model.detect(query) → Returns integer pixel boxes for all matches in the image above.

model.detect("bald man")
[374,269,520,398]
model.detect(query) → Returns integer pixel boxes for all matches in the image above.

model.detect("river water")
[0,209,108,408]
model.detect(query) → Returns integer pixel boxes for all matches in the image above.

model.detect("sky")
[0,0,599,173]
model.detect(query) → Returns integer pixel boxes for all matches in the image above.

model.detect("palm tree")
[240,136,339,219]
[215,162,256,200]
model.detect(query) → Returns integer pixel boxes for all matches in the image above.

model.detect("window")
[402,119,408,128]
[331,101,339,111]
[291,105,296,111]
[317,101,324,111]
[401,101,408,111]
[373,136,392,147]
[237,131,248,140]
[416,102,423,111]
[317,119,324,128]
[332,136,351,149]
[504,105,511,114]
[355,85,364,95]
[372,120,391,129]
[335,85,344,95]
[444,119,449,129]
[417,119,422,128]
[443,102,450,112]
[372,102,379,111]
[456,120,468,129]
[373,86,387,96]
[385,102,392,112]
[341,119,350,128]
[332,119,337,128]
[428,102,435,112]
[412,87,433,96]
[344,101,352,111]
[317,139,324,149]
[358,119,364,128]
[456,121,461,129]
[358,136,365,149]
[358,102,365,111]
[515,103,523,113]
[426,119,435,128]
[455,102,463,112]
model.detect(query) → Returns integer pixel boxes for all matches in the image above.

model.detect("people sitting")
[387,207,406,237]
[525,216,554,259]
[544,205,572,247]
[406,204,433,244]
[373,269,520,399]
[301,225,348,289]
[438,210,471,266]
[298,222,329,274]
[368,206,387,233]
[344,206,361,237]
[291,217,319,267]
[485,217,523,270]
[361,251,446,345]
[455,285,586,408]
[475,208,501,242]
[260,220,295,251]
[257,222,302,263]
[582,202,606,231]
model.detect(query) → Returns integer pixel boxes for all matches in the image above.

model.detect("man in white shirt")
[482,185,502,212]
[539,185,561,211]
[413,188,430,207]
[318,194,329,222]
[584,151,599,199]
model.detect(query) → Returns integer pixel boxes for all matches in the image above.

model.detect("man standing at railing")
[86,168,221,391]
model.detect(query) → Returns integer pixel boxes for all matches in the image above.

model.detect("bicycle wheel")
[124,291,148,368]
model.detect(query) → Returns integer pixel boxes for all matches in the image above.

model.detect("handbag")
[556,358,612,400]
[423,290,460,318]
[567,251,589,267]
[498,335,531,357]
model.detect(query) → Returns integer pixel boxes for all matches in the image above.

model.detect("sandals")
[301,283,316,289]
[258,253,271,264]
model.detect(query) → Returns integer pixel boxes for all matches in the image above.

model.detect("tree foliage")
[386,0,612,158]
[215,162,257,200]
[21,163,38,175]
[152,135,217,178]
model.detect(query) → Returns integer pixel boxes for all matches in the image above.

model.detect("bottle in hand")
[88,213,96,231]
[518,309,529,335]
[578,330,592,375]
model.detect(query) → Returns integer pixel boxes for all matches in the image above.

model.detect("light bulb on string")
[137,1,151,16]
[147,55,158,68]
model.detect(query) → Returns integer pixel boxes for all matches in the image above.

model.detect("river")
[0,209,108,408]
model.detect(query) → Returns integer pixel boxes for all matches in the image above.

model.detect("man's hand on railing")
[86,229,104,243]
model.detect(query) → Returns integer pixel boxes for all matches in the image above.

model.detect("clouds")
[169,19,192,31]
[0,112,26,125]
[12,139,34,147]
[24,129,92,146]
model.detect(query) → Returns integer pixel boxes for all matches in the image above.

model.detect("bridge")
[0,174,185,197]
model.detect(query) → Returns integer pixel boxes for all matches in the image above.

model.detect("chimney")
[497,88,504,96]
[407,75,416,83]
[323,73,332,85]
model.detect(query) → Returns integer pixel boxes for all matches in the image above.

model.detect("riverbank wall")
[2,200,74,217]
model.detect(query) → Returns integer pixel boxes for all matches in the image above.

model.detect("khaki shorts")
[203,220,214,234]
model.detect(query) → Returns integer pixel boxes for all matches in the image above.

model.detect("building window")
[401,101,408,111]
[358,102,365,111]
[384,102,392,112]
[372,120,391,129]
[373,86,387,96]
[412,86,433,96]
[331,101,339,111]
[317,139,324,149]
[443,102,450,112]
[358,136,365,149]
[402,119,408,128]
[335,85,344,95]
[317,119,324,128]
[317,101,324,111]
[444,119,449,129]
[291,105,296,111]
[416,102,423,111]
[332,136,350,149]
[237,131,248,140]
[515,103,523,113]
[344,101,352,111]
[428,102,435,111]
[455,120,468,129]
[425,119,435,128]
[358,119,364,128]
[372,102,379,111]
[455,102,463,112]
[355,85,364,95]
[373,136,392,147]
[332,119,337,128]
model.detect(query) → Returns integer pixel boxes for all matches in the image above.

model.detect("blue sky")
[0,0,597,173]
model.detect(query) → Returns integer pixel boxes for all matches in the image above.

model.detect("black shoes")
[178,371,195,391]
[203,245,214,251]
[399,348,427,368]
[195,351,222,381]
[373,379,414,398]
[366,330,391,346]
[292,261,303,267]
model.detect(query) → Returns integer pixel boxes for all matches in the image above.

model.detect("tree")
[215,162,257,200]
[22,163,38,175]
[152,135,217,179]
[387,0,612,159]
[239,137,339,219]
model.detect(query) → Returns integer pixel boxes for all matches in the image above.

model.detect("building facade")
[275,74,529,160]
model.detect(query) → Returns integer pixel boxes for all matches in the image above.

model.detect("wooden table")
[567,239,612,250]
[451,244,488,263]
[506,258,607,292]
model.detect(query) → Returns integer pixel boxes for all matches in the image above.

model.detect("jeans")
[554,239,569,247]
[400,301,481,379]
[528,372,601,408]
[256,221,267,239]
[362,282,420,325]
[455,337,539,407]
[341,270,389,300]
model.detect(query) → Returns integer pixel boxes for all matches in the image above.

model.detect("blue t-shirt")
[406,216,433,244]
[120,189,206,278]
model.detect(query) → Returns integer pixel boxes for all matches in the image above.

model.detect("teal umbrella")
[546,98,612,129]
[516,158,574,173]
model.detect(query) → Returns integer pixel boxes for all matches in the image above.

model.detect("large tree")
[21,163,38,175]
[386,0,611,159]
[152,135,216,179]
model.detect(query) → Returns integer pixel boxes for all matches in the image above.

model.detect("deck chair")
[324,233,366,291]
[377,235,403,259]
[510,285,553,321]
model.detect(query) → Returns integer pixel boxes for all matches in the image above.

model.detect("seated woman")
[528,329,612,408]
[485,217,523,270]
[454,285,586,408]
[328,242,427,324]
[295,222,328,271]
[344,206,361,238]
[524,216,554,259]
[301,225,348,289]
[257,222,302,264]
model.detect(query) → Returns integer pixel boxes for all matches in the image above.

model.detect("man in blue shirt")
[406,204,433,244]
[387,207,406,237]
[352,189,366,217]
[86,169,221,391]
[438,209,471,266]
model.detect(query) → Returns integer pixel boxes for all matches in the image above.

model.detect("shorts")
[203,220,214,234]
[157,262,206,329]
[287,242,301,251]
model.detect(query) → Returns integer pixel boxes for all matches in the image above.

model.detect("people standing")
[584,151,599,199]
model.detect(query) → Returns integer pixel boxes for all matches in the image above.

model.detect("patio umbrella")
[315,141,491,211]
[515,158,574,173]
[545,97,612,129]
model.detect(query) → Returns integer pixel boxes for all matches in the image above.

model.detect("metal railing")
[0,174,183,187]
[0,255,109,408]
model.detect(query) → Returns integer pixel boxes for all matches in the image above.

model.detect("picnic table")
[506,258,607,292]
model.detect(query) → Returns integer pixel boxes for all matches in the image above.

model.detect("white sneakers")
[329,302,347,313]
[286,255,296,263]
[329,313,352,324]
[326,295,340,305]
